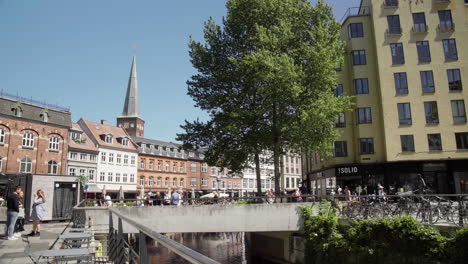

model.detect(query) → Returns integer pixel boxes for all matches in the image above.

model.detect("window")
[80,153,87,161]
[420,71,435,93]
[438,10,453,31]
[201,178,208,186]
[0,129,4,144]
[202,163,208,172]
[416,41,431,63]
[88,170,95,181]
[116,173,121,182]
[130,174,135,183]
[22,132,34,148]
[394,72,408,94]
[286,178,290,188]
[107,172,113,182]
[354,78,369,94]
[131,156,135,165]
[400,135,415,152]
[191,163,197,172]
[447,69,462,91]
[47,160,58,174]
[157,177,162,186]
[412,13,427,32]
[157,161,162,171]
[140,176,145,186]
[165,162,170,172]
[180,163,184,173]
[385,0,398,7]
[243,179,248,188]
[352,50,366,65]
[211,167,217,176]
[286,167,290,173]
[348,23,363,38]
[455,133,468,150]
[122,138,128,146]
[334,84,343,97]
[140,160,145,169]
[424,102,439,124]
[451,100,466,123]
[149,161,154,170]
[108,153,114,163]
[90,154,97,162]
[69,167,76,176]
[335,112,345,128]
[79,169,86,176]
[387,15,401,34]
[390,43,404,64]
[359,138,374,155]
[149,176,154,186]
[357,108,372,124]
[180,178,184,187]
[70,152,79,160]
[40,112,48,122]
[173,178,177,187]
[116,154,121,164]
[12,106,22,117]
[123,155,128,164]
[123,173,128,183]
[101,152,106,162]
[428,134,442,151]
[49,137,59,151]
[100,172,105,181]
[173,163,177,172]
[398,103,412,125]
[443,39,458,61]
[190,178,197,187]
[189,152,194,157]
[334,141,348,157]
[104,135,113,144]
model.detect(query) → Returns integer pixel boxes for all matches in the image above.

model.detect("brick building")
[0,95,71,175]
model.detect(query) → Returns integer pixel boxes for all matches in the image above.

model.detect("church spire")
[121,56,140,118]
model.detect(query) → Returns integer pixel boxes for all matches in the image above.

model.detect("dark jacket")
[7,193,20,212]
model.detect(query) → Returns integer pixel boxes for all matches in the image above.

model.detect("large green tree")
[178,0,352,195]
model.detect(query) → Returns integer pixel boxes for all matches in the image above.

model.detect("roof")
[119,56,140,118]
[0,97,71,128]
[68,123,98,152]
[131,136,207,160]
[78,119,138,151]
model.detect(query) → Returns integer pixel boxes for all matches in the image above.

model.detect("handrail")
[109,208,220,264]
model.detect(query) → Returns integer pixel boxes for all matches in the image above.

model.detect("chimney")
[101,120,108,125]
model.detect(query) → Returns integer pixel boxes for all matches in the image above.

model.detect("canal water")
[147,232,272,263]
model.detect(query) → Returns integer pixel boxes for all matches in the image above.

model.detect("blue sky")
[0,0,361,142]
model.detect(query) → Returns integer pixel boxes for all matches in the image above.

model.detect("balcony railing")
[387,27,402,35]
[438,22,455,31]
[341,6,370,24]
[0,89,70,112]
[412,24,428,33]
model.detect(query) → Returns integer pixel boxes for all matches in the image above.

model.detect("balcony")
[433,0,450,3]
[412,24,428,33]
[384,0,399,8]
[386,27,402,35]
[340,6,370,24]
[438,22,455,32]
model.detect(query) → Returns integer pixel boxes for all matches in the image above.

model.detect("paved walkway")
[0,222,70,264]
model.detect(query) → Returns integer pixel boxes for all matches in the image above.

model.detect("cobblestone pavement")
[0,222,70,264]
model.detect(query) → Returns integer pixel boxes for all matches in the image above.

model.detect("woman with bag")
[27,189,46,237]
[14,191,25,236]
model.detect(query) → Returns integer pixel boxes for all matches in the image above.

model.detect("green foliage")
[300,202,468,264]
[78,175,88,187]
[234,200,249,204]
[125,201,135,207]
[84,200,96,207]
[178,0,353,194]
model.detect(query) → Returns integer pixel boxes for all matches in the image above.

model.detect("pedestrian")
[27,189,47,237]
[178,191,184,206]
[14,190,25,236]
[344,186,352,201]
[337,185,342,195]
[266,189,275,204]
[292,188,303,202]
[171,190,180,206]
[4,186,22,240]
[163,192,171,205]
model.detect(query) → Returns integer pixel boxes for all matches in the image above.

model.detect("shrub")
[445,227,468,264]
[234,200,248,205]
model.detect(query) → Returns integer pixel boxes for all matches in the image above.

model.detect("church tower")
[117,56,145,137]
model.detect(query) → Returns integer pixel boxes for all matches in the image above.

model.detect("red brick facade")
[137,154,187,192]
[0,117,69,175]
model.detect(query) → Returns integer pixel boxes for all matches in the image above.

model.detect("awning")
[84,184,102,193]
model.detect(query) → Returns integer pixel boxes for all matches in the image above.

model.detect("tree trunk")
[254,152,262,196]
[272,102,281,196]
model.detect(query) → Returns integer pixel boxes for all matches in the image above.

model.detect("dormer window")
[70,132,82,141]
[40,111,49,122]
[12,106,23,117]
[122,138,129,146]
[105,134,113,144]
[189,152,194,157]
[199,154,205,159]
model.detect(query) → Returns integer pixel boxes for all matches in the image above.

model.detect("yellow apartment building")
[303,0,468,195]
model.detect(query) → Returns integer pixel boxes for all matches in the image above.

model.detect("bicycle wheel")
[369,206,384,218]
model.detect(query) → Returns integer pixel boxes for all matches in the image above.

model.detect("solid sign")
[336,166,359,176]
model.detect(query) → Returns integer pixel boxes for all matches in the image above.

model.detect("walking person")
[27,189,46,237]
[171,190,180,206]
[14,190,26,236]
[4,186,22,240]
[344,186,352,201]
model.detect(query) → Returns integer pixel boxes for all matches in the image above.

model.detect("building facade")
[0,95,71,175]
[78,119,139,193]
[303,0,468,195]
[67,123,99,184]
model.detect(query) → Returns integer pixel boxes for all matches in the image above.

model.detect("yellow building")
[303,0,468,195]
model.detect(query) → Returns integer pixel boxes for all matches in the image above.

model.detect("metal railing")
[340,6,370,24]
[0,89,70,112]
[108,208,220,264]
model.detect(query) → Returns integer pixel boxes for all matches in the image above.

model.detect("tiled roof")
[68,123,98,152]
[78,119,138,151]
